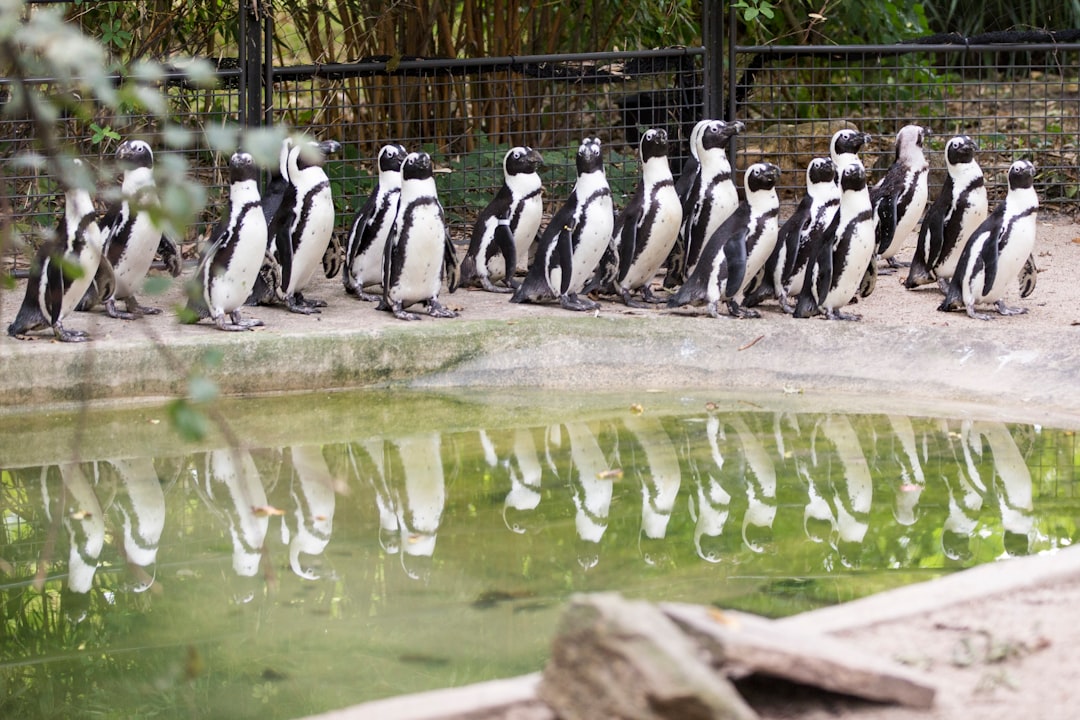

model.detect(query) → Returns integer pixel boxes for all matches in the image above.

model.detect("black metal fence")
[2,4,1078,269]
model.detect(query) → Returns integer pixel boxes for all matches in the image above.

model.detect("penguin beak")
[723,121,746,138]
[318,139,342,156]
[527,148,545,170]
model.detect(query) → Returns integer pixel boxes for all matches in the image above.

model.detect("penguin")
[743,157,838,313]
[511,137,614,312]
[683,119,745,278]
[666,162,779,318]
[732,162,781,312]
[342,143,407,301]
[794,159,876,320]
[905,135,988,290]
[588,128,682,306]
[939,159,1039,320]
[378,151,460,320]
[81,140,181,319]
[262,136,341,313]
[459,145,544,293]
[870,124,929,269]
[8,160,103,342]
[183,152,267,331]
[829,127,872,172]
[662,118,709,289]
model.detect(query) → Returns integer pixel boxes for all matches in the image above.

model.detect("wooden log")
[538,593,760,720]
[662,603,937,710]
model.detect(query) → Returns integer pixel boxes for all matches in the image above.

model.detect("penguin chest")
[513,195,544,271]
[112,213,161,298]
[980,214,1037,303]
[568,197,614,293]
[893,172,928,246]
[622,186,682,290]
[352,208,396,287]
[742,214,779,290]
[824,213,875,310]
[61,230,104,319]
[286,186,335,295]
[209,211,268,314]
[939,191,988,279]
[390,207,446,304]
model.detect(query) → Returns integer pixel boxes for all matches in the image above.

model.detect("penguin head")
[294,139,340,171]
[575,137,603,175]
[687,119,710,160]
[895,124,927,157]
[945,135,978,167]
[839,160,867,193]
[227,152,259,185]
[116,140,154,169]
[745,162,780,193]
[807,157,836,186]
[377,143,408,173]
[1007,159,1036,190]
[698,119,744,153]
[639,128,668,163]
[402,151,434,181]
[504,146,544,176]
[830,128,871,159]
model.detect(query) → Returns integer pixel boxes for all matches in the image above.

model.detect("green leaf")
[143,276,172,295]
[167,398,208,442]
[188,376,219,404]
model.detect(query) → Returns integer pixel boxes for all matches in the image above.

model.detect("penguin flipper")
[492,222,517,286]
[157,234,183,277]
[443,231,460,294]
[977,226,1002,298]
[7,251,50,335]
[905,218,934,288]
[554,224,574,296]
[874,194,898,255]
[1019,254,1037,298]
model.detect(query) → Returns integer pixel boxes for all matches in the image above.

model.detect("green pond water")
[1,389,1078,719]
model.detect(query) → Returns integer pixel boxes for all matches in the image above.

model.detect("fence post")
[702,0,723,118]
[238,0,264,127]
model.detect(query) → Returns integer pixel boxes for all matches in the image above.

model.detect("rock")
[662,603,937,710]
[538,592,759,720]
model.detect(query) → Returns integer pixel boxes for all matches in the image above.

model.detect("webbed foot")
[728,300,760,319]
[995,300,1027,317]
[559,292,599,312]
[426,298,458,318]
[480,277,513,294]
[54,323,90,342]
[824,308,862,321]
[286,294,322,314]
[105,298,139,320]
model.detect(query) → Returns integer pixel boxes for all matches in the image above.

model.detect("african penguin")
[589,128,682,306]
[905,135,988,290]
[8,159,103,342]
[511,137,614,312]
[459,145,544,293]
[830,128,872,172]
[81,139,181,319]
[378,151,460,320]
[666,162,779,318]
[732,162,781,314]
[663,118,710,289]
[794,159,876,320]
[939,160,1039,320]
[870,124,929,269]
[264,136,341,313]
[684,119,744,278]
[744,157,838,313]
[343,143,407,301]
[183,152,267,331]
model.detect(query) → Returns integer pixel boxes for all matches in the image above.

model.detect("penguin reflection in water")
[378,151,460,320]
[511,137,614,312]
[8,160,103,342]
[939,160,1039,320]
[183,152,267,331]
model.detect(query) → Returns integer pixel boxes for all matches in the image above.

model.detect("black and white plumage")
[830,128,872,173]
[733,162,781,314]
[81,140,180,319]
[744,157,838,312]
[183,152,267,331]
[683,119,745,279]
[377,151,459,320]
[511,137,614,312]
[8,161,103,342]
[905,135,988,290]
[459,146,544,293]
[667,162,779,318]
[939,160,1039,320]
[343,143,407,301]
[870,125,929,268]
[794,160,876,320]
[663,119,710,289]
[589,128,682,306]
[268,137,340,313]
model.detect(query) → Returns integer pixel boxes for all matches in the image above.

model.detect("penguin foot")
[728,300,760,319]
[391,302,421,321]
[104,298,138,320]
[559,293,599,312]
[886,256,910,268]
[286,295,322,314]
[824,308,862,321]
[480,277,513,294]
[619,289,650,309]
[356,290,382,302]
[214,311,264,331]
[639,286,669,305]
[426,299,458,319]
[123,296,162,317]
[995,300,1028,317]
[295,293,327,309]
[53,323,90,342]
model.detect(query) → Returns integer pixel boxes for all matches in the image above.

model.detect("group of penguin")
[7,118,1040,342]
